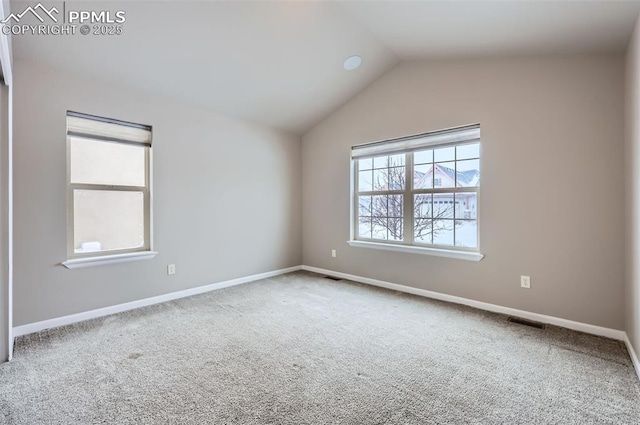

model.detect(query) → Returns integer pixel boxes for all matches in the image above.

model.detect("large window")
[352,124,480,253]
[66,111,152,260]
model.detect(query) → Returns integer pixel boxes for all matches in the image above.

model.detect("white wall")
[303,54,625,329]
[12,60,302,326]
[625,16,640,359]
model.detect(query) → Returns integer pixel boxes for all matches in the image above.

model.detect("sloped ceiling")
[11,0,640,134]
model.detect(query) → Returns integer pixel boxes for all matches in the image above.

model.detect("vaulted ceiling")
[12,0,640,134]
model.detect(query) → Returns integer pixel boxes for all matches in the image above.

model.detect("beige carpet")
[1,271,639,424]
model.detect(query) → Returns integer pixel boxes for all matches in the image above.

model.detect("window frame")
[351,131,481,256]
[65,115,153,261]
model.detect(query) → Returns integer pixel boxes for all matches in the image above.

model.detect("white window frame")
[349,124,484,261]
[63,111,156,268]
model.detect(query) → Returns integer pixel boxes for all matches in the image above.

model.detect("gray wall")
[0,0,11,363]
[0,83,8,361]
[625,16,640,358]
[302,54,626,330]
[13,60,302,326]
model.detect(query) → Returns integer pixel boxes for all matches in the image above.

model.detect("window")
[66,111,153,263]
[352,124,480,255]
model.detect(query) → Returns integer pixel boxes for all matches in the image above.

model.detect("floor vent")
[507,316,546,329]
[324,276,342,281]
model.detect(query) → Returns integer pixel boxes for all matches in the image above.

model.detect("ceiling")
[341,0,640,59]
[11,1,640,134]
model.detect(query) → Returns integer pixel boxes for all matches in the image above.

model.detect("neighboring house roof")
[437,164,480,187]
[414,164,480,187]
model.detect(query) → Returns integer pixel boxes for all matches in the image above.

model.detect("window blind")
[351,124,480,159]
[67,111,152,147]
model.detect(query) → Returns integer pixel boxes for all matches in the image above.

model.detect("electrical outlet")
[521,275,531,289]
[167,264,176,275]
[331,249,337,258]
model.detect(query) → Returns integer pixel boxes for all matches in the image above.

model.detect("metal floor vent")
[507,316,546,329]
[324,276,342,281]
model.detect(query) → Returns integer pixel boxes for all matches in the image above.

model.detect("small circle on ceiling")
[343,55,362,71]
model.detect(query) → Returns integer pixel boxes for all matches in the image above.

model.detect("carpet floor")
[1,271,639,424]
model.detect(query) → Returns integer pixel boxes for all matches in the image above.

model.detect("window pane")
[372,220,388,240]
[388,154,405,167]
[358,158,373,171]
[70,138,145,186]
[455,193,477,219]
[414,150,432,165]
[372,195,388,217]
[457,143,480,160]
[373,169,386,190]
[455,220,478,248]
[359,196,372,217]
[433,193,454,218]
[74,190,144,253]
[358,170,372,192]
[414,164,433,189]
[388,194,403,218]
[456,159,480,187]
[414,194,432,218]
[388,218,403,241]
[358,217,372,238]
[433,220,454,246]
[388,167,406,190]
[373,156,388,169]
[434,146,455,162]
[435,162,455,188]
[414,219,433,244]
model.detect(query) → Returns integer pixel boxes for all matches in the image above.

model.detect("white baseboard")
[12,266,302,338]
[301,265,626,341]
[10,264,640,381]
[624,333,640,381]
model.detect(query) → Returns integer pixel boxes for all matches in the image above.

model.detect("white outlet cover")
[521,275,531,288]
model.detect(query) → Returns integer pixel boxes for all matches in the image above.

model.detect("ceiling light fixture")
[343,55,362,71]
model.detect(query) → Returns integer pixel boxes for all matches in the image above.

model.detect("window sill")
[346,240,484,262]
[62,251,158,269]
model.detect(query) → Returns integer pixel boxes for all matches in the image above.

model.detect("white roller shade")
[67,112,152,146]
[352,124,479,159]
